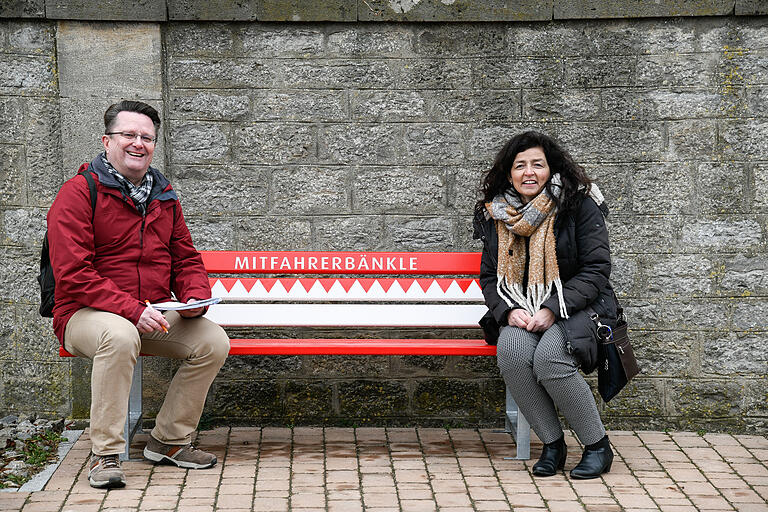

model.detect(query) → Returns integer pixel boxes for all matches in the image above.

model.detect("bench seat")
[226,338,497,356]
[61,338,496,357]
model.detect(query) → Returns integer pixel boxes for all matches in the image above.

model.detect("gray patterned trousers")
[496,323,606,446]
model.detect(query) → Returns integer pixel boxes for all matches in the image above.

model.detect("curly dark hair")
[475,131,592,216]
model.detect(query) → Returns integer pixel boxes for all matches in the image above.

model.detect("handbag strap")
[611,288,626,323]
[585,306,614,342]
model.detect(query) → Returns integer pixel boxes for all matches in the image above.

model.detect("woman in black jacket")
[473,131,617,479]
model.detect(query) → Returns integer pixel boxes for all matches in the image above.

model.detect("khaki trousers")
[64,307,230,456]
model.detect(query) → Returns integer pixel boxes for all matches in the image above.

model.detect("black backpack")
[38,169,97,317]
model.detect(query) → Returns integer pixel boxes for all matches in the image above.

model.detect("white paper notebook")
[148,297,221,311]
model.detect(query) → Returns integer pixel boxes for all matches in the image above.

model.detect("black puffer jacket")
[472,193,617,374]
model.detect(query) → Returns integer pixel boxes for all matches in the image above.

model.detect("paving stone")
[56,427,722,512]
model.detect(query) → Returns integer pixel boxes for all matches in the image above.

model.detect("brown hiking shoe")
[88,454,126,489]
[143,435,217,469]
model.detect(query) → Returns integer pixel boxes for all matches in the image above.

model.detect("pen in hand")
[144,300,169,333]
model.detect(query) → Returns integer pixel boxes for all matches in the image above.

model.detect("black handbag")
[595,308,640,402]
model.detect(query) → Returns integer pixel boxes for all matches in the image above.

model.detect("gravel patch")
[0,414,81,492]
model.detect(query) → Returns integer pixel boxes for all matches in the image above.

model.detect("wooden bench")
[61,251,531,461]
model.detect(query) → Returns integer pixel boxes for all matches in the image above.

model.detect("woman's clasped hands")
[507,308,555,332]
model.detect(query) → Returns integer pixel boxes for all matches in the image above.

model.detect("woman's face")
[510,146,551,203]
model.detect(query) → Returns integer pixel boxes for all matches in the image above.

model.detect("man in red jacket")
[46,100,230,489]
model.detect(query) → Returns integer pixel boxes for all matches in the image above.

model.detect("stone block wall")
[0,19,67,416]
[0,2,766,433]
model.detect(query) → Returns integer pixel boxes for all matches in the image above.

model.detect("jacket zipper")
[135,195,162,300]
[137,213,145,299]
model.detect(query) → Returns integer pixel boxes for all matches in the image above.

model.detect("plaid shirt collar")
[101,154,153,215]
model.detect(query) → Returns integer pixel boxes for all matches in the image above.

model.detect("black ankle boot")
[532,436,567,477]
[570,436,613,480]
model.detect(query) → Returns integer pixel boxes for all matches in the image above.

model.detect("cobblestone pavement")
[1,427,766,511]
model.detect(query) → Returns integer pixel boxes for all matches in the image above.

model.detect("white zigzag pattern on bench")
[209,278,484,302]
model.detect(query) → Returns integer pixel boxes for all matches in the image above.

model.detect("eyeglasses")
[105,131,157,144]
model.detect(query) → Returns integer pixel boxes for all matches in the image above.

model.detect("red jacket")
[46,155,211,344]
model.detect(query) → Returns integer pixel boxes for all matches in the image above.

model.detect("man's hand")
[178,298,204,318]
[507,308,532,329]
[136,306,170,334]
[526,308,555,332]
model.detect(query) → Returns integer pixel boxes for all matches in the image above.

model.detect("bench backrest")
[200,251,486,329]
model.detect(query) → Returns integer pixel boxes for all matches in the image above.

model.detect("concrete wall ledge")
[2,0,766,21]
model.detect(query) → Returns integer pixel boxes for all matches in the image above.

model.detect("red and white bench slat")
[228,338,497,356]
[206,303,488,327]
[210,277,483,301]
[203,251,481,275]
[60,251,530,461]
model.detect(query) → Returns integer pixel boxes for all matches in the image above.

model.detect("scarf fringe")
[553,278,568,319]
[497,275,570,320]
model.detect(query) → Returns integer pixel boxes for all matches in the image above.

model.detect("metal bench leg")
[121,357,143,461]
[504,386,530,460]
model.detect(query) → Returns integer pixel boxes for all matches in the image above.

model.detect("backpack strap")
[37,166,99,318]
[78,167,97,222]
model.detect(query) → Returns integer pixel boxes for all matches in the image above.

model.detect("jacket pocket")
[559,309,599,374]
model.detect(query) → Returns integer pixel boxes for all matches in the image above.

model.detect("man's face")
[102,111,156,185]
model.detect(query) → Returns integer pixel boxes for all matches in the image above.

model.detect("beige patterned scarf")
[485,174,568,319]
